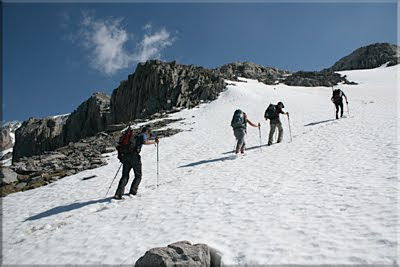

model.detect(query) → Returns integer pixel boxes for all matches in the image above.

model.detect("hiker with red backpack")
[331,88,348,119]
[114,126,159,200]
[231,109,260,154]
[264,102,289,146]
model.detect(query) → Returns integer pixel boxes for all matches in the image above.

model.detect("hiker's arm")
[246,119,259,128]
[343,94,348,103]
[144,137,159,145]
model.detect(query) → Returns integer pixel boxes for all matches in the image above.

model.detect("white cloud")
[134,28,174,63]
[74,13,175,76]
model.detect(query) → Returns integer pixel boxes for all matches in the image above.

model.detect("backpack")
[332,89,343,101]
[231,109,246,129]
[264,104,276,120]
[116,128,136,162]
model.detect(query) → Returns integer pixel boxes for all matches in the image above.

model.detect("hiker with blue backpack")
[113,126,159,200]
[231,109,260,154]
[264,102,289,146]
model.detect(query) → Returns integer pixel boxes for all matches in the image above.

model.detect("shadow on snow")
[25,197,113,221]
[304,119,336,127]
[221,144,269,155]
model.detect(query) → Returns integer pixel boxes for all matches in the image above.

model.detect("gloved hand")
[155,137,160,144]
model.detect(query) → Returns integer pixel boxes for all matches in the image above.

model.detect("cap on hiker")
[277,102,285,108]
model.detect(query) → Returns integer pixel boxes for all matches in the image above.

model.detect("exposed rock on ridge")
[110,60,226,124]
[12,115,68,162]
[63,92,111,144]
[216,61,290,85]
[327,43,399,71]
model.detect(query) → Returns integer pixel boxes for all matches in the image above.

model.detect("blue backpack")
[231,109,246,129]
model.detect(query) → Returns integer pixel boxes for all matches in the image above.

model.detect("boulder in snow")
[135,241,223,267]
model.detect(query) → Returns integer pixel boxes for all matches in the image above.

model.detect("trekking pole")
[105,163,122,198]
[287,114,293,143]
[156,142,159,188]
[258,126,262,151]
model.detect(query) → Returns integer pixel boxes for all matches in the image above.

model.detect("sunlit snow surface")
[3,66,398,265]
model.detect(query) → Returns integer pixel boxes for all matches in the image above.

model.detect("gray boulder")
[327,42,399,71]
[135,241,223,267]
[0,167,18,185]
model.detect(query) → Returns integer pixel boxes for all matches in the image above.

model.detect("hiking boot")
[113,195,122,200]
[129,191,137,196]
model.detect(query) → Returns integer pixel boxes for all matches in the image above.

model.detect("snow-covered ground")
[2,65,398,265]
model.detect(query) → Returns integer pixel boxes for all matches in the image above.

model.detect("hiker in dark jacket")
[265,102,288,145]
[231,109,260,154]
[114,126,159,200]
[331,88,348,119]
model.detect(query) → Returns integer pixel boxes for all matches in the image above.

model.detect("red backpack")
[116,128,135,161]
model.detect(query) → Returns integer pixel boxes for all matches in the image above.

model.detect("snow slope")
[2,65,398,265]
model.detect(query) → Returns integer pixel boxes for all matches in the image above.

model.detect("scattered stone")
[0,167,18,185]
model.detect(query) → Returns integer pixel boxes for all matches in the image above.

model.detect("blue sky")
[2,2,397,122]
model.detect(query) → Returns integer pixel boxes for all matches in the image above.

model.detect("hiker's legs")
[115,161,133,197]
[234,128,245,153]
[129,154,142,194]
[277,122,284,143]
[268,123,277,145]
[339,101,344,117]
[335,103,340,119]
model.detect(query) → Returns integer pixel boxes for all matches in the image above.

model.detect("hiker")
[231,109,260,154]
[114,126,159,200]
[331,88,348,119]
[264,102,289,145]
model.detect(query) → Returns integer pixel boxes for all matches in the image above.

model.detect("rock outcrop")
[216,61,290,85]
[12,115,68,162]
[283,70,356,87]
[135,241,223,267]
[110,60,226,124]
[0,127,13,151]
[327,43,399,71]
[63,92,111,144]
[12,93,111,162]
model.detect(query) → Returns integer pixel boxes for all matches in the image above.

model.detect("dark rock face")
[63,92,111,144]
[217,61,290,85]
[327,43,399,71]
[110,60,226,124]
[135,241,223,267]
[12,115,68,162]
[283,70,355,87]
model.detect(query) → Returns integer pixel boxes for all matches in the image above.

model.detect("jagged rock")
[0,127,13,151]
[283,71,352,87]
[12,115,68,162]
[0,167,18,185]
[63,92,111,144]
[135,241,223,267]
[110,60,226,124]
[327,42,399,71]
[217,61,290,85]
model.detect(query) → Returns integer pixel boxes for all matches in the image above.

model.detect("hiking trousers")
[115,152,142,197]
[269,122,283,145]
[233,128,246,153]
[334,100,344,119]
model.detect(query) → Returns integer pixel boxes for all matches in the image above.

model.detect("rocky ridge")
[326,42,400,71]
